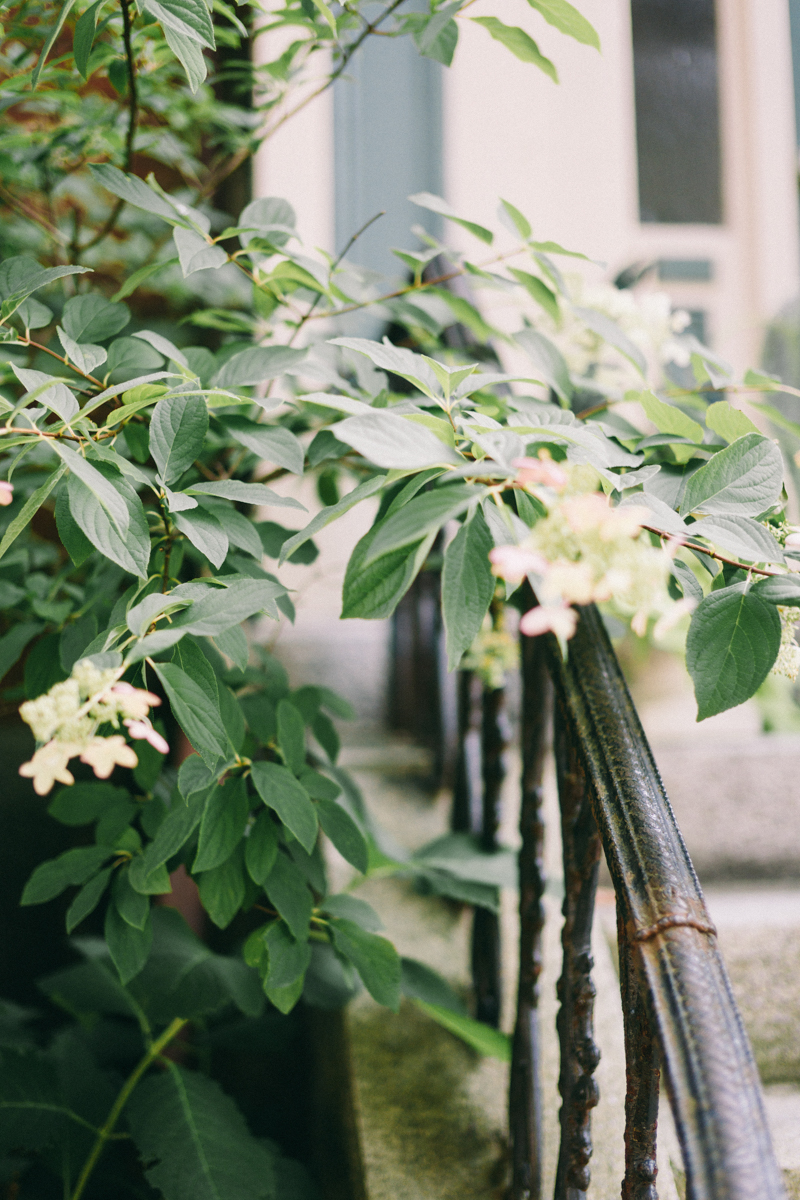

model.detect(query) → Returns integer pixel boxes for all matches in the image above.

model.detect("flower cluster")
[772,607,800,681]
[461,616,519,689]
[491,456,684,644]
[18,659,168,795]
[520,276,692,394]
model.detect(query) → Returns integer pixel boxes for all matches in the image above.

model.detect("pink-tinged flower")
[111,683,161,721]
[124,719,169,755]
[560,492,611,533]
[601,505,649,541]
[0,481,13,507]
[519,604,578,641]
[512,456,568,490]
[489,544,548,583]
[19,740,75,795]
[653,597,696,640]
[80,735,138,778]
[541,560,595,605]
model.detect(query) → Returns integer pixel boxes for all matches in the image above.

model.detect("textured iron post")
[452,670,484,833]
[618,897,660,1200]
[471,677,509,1026]
[553,703,602,1200]
[509,626,550,1200]
[544,602,786,1200]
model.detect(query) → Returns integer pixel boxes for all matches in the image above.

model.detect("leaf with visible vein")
[127,1062,276,1200]
[0,465,65,562]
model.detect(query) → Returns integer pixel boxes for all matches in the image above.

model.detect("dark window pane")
[631,0,723,224]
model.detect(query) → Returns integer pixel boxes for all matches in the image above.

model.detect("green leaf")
[680,434,784,517]
[54,443,130,534]
[173,227,227,276]
[211,346,307,389]
[186,479,304,509]
[65,868,112,933]
[127,1063,276,1200]
[67,470,150,578]
[112,869,150,930]
[526,0,600,49]
[140,789,207,875]
[263,853,313,942]
[329,919,401,1010]
[639,389,704,443]
[150,392,209,485]
[0,256,91,319]
[411,832,518,888]
[173,507,229,569]
[408,193,494,245]
[316,799,368,873]
[442,510,495,671]
[214,623,249,671]
[0,465,66,563]
[752,575,800,607]
[111,258,180,302]
[341,530,435,620]
[197,847,246,928]
[322,893,382,930]
[264,920,311,989]
[73,0,107,77]
[509,268,560,318]
[62,293,129,342]
[192,777,250,872]
[327,337,440,397]
[689,515,785,564]
[245,811,279,884]
[0,621,43,682]
[250,762,318,853]
[278,474,387,564]
[0,1048,73,1155]
[499,198,532,240]
[47,781,126,825]
[705,401,761,443]
[472,16,557,81]
[128,857,172,895]
[222,418,304,475]
[31,0,77,88]
[276,699,306,775]
[104,901,152,983]
[89,164,180,223]
[21,846,111,905]
[400,957,465,1012]
[514,327,572,401]
[163,23,207,91]
[57,326,107,376]
[172,578,285,635]
[55,487,93,567]
[414,1000,512,1061]
[153,662,230,767]
[686,582,781,720]
[365,484,483,563]
[145,0,215,48]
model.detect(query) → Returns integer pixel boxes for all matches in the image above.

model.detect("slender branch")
[70,1017,187,1200]
[643,524,779,577]
[260,0,407,144]
[73,0,138,258]
[287,208,385,348]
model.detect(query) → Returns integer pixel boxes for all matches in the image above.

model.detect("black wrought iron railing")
[394,576,787,1200]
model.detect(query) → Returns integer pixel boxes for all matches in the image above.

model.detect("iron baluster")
[471,678,509,1027]
[553,703,602,1200]
[618,897,660,1200]
[509,628,550,1200]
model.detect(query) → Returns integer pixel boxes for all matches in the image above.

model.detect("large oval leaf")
[686,582,781,720]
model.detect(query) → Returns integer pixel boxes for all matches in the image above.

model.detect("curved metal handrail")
[390,584,786,1198]
[523,603,785,1200]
